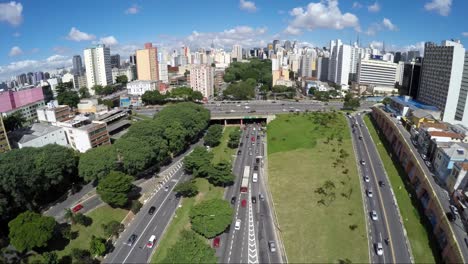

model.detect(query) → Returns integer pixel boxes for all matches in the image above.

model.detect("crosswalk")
[141,161,184,204]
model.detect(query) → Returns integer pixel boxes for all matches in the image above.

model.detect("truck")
[240,166,250,193]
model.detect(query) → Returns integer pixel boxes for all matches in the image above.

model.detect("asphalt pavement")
[350,113,412,264]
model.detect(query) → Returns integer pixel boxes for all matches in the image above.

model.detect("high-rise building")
[316,56,330,82]
[455,52,468,123]
[72,55,84,75]
[401,61,421,99]
[158,52,169,83]
[231,44,242,61]
[284,40,292,51]
[417,40,465,123]
[0,115,11,153]
[84,44,112,94]
[273,40,280,51]
[328,39,352,85]
[189,64,214,99]
[357,58,397,87]
[407,51,420,62]
[110,54,120,68]
[129,54,137,65]
[300,49,315,78]
[44,72,50,79]
[34,72,44,84]
[136,43,159,81]
[394,52,402,63]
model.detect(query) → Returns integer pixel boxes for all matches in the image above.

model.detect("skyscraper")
[84,44,113,95]
[401,61,421,99]
[73,55,84,75]
[110,54,120,68]
[284,40,292,51]
[273,40,280,51]
[158,52,169,83]
[417,40,465,123]
[394,52,402,63]
[407,51,420,62]
[136,43,159,81]
[328,39,351,85]
[231,44,242,62]
[189,64,214,99]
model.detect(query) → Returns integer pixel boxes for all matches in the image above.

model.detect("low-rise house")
[433,143,468,184]
[447,162,468,191]
[9,123,68,149]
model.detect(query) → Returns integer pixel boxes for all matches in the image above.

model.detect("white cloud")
[99,36,119,46]
[283,26,302,35]
[286,0,360,34]
[424,0,451,16]
[0,1,23,26]
[239,0,257,12]
[462,32,468,37]
[67,27,96,41]
[352,2,362,9]
[9,46,22,57]
[369,41,383,49]
[125,5,140,14]
[368,2,380,12]
[0,55,72,80]
[402,41,425,55]
[382,18,397,31]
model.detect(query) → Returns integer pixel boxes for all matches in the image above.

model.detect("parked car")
[72,204,83,213]
[148,206,156,215]
[259,193,265,201]
[358,136,363,140]
[268,241,277,253]
[213,237,220,248]
[447,212,456,222]
[126,234,138,246]
[237,150,242,155]
[146,235,156,248]
[375,243,383,256]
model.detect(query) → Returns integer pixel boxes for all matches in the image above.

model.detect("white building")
[57,117,111,153]
[396,61,405,85]
[84,44,112,95]
[127,80,158,96]
[418,40,466,124]
[112,66,136,84]
[357,59,397,87]
[15,123,68,149]
[37,103,71,123]
[158,52,169,83]
[189,64,214,99]
[328,39,351,85]
[231,44,242,61]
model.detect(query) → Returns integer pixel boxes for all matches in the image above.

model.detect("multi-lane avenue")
[349,113,412,263]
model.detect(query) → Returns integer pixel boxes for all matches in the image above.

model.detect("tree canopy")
[223,59,272,87]
[78,87,91,98]
[161,230,217,263]
[79,145,118,182]
[184,146,213,176]
[174,180,199,197]
[97,171,134,207]
[204,124,223,147]
[223,80,256,100]
[343,93,360,109]
[8,211,56,252]
[115,75,128,84]
[2,111,26,131]
[89,236,106,256]
[190,199,233,238]
[227,128,241,148]
[141,87,204,105]
[56,81,80,108]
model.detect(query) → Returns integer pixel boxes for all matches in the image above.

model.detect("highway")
[349,113,412,263]
[104,162,186,264]
[218,123,281,264]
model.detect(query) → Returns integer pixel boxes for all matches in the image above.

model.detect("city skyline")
[0,0,466,80]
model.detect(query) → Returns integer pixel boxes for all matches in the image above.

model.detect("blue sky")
[0,0,466,80]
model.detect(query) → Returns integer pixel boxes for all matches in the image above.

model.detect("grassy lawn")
[151,178,224,263]
[267,113,368,263]
[211,126,239,164]
[364,115,439,263]
[56,205,128,258]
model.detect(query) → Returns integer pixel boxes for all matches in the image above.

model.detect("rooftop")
[391,96,439,112]
[420,122,449,130]
[429,131,464,139]
[14,123,62,144]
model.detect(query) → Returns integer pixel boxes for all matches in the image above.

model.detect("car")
[425,160,432,168]
[252,196,257,203]
[366,189,373,197]
[282,109,287,112]
[360,160,366,165]
[126,234,137,246]
[254,165,259,171]
[72,204,83,213]
[165,185,169,191]
[375,243,383,256]
[148,206,156,215]
[231,196,236,204]
[370,210,378,221]
[289,110,294,112]
[241,199,247,207]
[447,212,456,222]
[259,193,265,201]
[364,176,370,182]
[147,235,156,248]
[255,157,260,163]
[249,110,256,113]
[237,150,242,155]
[249,152,252,156]
[211,237,221,248]
[421,153,427,160]
[235,219,241,230]
[240,142,243,147]
[450,205,459,215]
[268,241,277,252]
[252,173,258,182]
[379,180,385,187]
[358,136,363,140]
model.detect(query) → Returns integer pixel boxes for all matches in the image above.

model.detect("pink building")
[0,87,44,112]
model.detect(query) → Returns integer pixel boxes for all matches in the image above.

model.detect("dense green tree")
[227,128,241,148]
[55,81,73,94]
[141,90,166,105]
[74,213,92,226]
[184,146,213,175]
[92,85,104,95]
[71,248,94,264]
[204,124,223,147]
[314,91,330,102]
[161,230,217,263]
[208,161,235,186]
[8,211,56,252]
[114,137,157,175]
[57,90,80,108]
[272,85,295,94]
[174,181,199,197]
[78,145,118,182]
[78,87,91,98]
[2,111,26,131]
[130,200,142,214]
[89,236,106,256]
[115,75,128,84]
[223,81,256,100]
[102,220,124,238]
[223,72,235,83]
[101,99,115,109]
[42,252,59,264]
[97,171,134,207]
[344,93,361,109]
[190,199,233,238]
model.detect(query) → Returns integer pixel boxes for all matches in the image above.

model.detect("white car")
[375,242,383,256]
[450,205,459,215]
[360,160,366,166]
[371,210,378,221]
[235,219,241,230]
[146,235,156,248]
[364,176,370,182]
[366,189,373,197]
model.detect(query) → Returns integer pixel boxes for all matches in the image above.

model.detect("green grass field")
[267,113,368,263]
[211,126,239,164]
[364,115,439,263]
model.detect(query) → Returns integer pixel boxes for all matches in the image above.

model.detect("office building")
[401,61,422,99]
[129,54,137,65]
[158,53,169,83]
[58,117,110,153]
[455,52,468,123]
[73,55,84,75]
[418,40,465,123]
[0,115,11,153]
[136,43,159,81]
[189,64,214,99]
[394,52,402,63]
[37,104,71,123]
[284,40,292,51]
[0,86,45,120]
[407,51,420,62]
[231,44,242,61]
[317,56,330,82]
[328,39,352,85]
[74,74,87,90]
[110,54,120,68]
[84,44,113,94]
[357,58,397,87]
[33,72,44,84]
[300,49,315,78]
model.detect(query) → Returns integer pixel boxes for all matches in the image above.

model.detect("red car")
[72,204,83,213]
[213,237,220,248]
[241,199,247,207]
[251,137,255,142]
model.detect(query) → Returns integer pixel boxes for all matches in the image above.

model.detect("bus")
[240,166,250,193]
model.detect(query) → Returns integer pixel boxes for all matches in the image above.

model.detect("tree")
[141,90,166,105]
[55,81,73,94]
[190,199,233,238]
[74,213,92,226]
[174,181,199,197]
[184,146,213,175]
[78,145,118,182]
[101,99,115,109]
[343,93,360,109]
[92,85,104,95]
[64,208,76,224]
[8,211,56,252]
[382,97,392,105]
[314,91,330,102]
[89,236,106,256]
[162,230,217,263]
[115,75,128,84]
[2,111,26,131]
[71,248,94,264]
[57,90,80,108]
[42,252,59,264]
[78,87,91,98]
[102,220,124,238]
[130,200,142,214]
[208,161,235,187]
[204,124,223,147]
[227,128,241,148]
[97,171,134,207]
[223,81,255,100]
